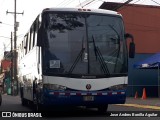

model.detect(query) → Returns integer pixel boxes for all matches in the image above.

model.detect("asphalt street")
[0,95,160,120]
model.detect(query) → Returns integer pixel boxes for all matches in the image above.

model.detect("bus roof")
[42,8,122,16]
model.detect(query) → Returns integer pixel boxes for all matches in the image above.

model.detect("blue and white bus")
[18,8,135,112]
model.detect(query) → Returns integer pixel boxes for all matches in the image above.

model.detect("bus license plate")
[83,96,94,101]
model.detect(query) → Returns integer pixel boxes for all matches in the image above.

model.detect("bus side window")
[24,34,28,55]
[22,41,24,57]
[34,18,39,46]
[27,32,30,53]
[29,28,33,51]
[32,22,36,47]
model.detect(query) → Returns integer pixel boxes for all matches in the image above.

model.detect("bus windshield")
[42,12,127,77]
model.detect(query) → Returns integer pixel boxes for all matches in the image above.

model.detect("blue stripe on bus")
[41,89,126,106]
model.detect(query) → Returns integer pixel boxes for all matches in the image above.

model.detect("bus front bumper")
[42,90,126,106]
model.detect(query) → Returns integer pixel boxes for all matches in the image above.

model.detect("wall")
[120,5,160,53]
[128,53,158,97]
[100,2,160,54]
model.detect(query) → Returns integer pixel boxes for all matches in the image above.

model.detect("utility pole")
[10,32,13,96]
[6,0,23,95]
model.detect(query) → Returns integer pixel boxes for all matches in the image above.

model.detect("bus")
[18,8,135,112]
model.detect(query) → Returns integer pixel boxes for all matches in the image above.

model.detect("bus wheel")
[0,94,2,106]
[34,102,43,112]
[33,94,43,112]
[97,105,108,113]
[35,103,39,111]
[22,98,28,106]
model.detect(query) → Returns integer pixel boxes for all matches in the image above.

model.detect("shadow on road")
[42,110,110,118]
[28,105,111,118]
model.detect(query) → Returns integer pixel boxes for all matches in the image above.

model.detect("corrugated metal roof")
[99,2,160,10]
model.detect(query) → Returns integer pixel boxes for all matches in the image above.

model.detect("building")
[0,51,12,95]
[100,2,160,97]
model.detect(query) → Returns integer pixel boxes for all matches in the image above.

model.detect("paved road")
[0,95,159,120]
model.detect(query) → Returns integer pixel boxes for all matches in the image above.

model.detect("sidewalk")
[125,97,160,107]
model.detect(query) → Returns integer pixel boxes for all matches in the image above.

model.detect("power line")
[78,0,82,8]
[57,0,74,7]
[108,0,142,12]
[116,0,160,12]
[138,0,146,4]
[56,0,66,7]
[85,0,100,7]
[62,0,75,7]
[132,0,142,4]
[76,0,96,8]
[77,0,89,7]
[82,0,96,8]
[113,0,134,11]
[0,21,13,26]
[0,42,11,57]
[150,0,160,6]
[59,0,72,7]
[97,0,107,2]
[0,36,10,39]
[120,5,160,20]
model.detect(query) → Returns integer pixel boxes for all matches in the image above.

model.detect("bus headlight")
[108,84,127,91]
[44,84,66,91]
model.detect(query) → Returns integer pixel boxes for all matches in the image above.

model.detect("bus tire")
[20,87,24,105]
[97,105,108,113]
[33,92,43,111]
[0,94,2,106]
[33,95,43,112]
[35,103,44,112]
[33,82,42,111]
[22,98,28,106]
[21,88,28,106]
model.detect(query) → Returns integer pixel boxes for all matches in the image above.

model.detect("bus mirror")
[129,42,135,58]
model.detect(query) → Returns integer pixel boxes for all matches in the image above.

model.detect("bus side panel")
[19,47,40,102]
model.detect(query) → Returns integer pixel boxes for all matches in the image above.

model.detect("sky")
[0,0,159,60]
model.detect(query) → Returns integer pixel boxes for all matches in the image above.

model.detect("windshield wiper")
[92,36,110,75]
[68,48,85,74]
[68,37,86,74]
